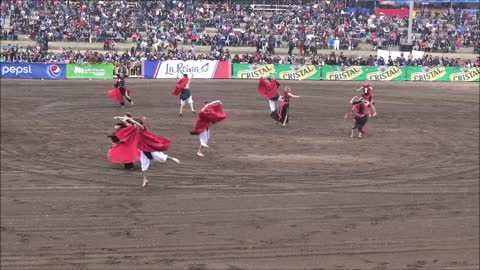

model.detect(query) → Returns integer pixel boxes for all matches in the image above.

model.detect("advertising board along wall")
[143,60,230,79]
[1,63,66,79]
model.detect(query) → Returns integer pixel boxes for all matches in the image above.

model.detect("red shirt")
[352,102,370,118]
[362,85,372,96]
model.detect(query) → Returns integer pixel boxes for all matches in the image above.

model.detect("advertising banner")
[232,64,320,80]
[407,66,480,81]
[0,63,66,79]
[322,65,406,81]
[144,60,230,79]
[143,60,162,79]
[449,67,480,82]
[66,63,113,79]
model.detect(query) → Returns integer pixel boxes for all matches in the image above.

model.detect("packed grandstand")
[1,0,479,76]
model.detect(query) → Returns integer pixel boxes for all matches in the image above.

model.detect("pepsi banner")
[0,63,66,79]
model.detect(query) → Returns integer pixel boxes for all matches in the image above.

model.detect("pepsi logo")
[47,65,62,77]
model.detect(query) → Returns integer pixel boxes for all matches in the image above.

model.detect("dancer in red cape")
[349,96,371,138]
[106,112,140,169]
[258,76,281,112]
[108,73,133,108]
[355,81,377,117]
[171,71,196,117]
[115,117,180,187]
[271,86,301,127]
[189,100,227,157]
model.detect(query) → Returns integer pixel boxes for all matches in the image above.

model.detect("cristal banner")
[321,65,406,81]
[232,64,321,80]
[407,66,480,82]
[66,64,114,79]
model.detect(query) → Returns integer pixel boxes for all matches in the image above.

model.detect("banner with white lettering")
[1,63,66,79]
[143,60,230,79]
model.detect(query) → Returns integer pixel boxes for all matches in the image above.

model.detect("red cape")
[107,143,140,164]
[171,77,189,96]
[115,125,171,152]
[191,103,227,134]
[257,77,280,99]
[108,88,132,104]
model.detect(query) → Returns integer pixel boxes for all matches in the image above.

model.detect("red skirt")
[108,88,132,104]
[107,143,140,164]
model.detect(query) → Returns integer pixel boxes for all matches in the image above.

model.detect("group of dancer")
[106,71,377,186]
[348,81,377,138]
[106,72,227,187]
[256,75,377,137]
[257,74,301,127]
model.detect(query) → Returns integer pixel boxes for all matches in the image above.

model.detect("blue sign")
[143,60,162,79]
[0,63,66,79]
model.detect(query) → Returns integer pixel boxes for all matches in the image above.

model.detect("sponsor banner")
[449,67,480,82]
[407,66,480,81]
[66,63,113,79]
[0,62,66,79]
[322,65,405,81]
[143,60,162,79]
[145,60,230,79]
[232,64,320,80]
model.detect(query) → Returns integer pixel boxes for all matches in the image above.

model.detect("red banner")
[376,8,411,18]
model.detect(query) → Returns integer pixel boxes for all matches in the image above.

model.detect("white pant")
[269,99,277,112]
[199,129,209,147]
[140,151,168,171]
[180,96,193,105]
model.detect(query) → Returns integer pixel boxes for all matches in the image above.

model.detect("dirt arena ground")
[1,79,478,270]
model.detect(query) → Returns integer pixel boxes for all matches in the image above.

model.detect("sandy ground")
[0,79,479,270]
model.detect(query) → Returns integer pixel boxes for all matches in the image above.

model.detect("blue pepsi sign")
[0,63,66,79]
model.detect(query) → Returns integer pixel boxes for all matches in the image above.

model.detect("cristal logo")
[47,65,61,77]
[74,66,85,74]
[237,64,275,79]
[279,65,316,80]
[450,67,480,82]
[366,66,402,81]
[325,66,363,80]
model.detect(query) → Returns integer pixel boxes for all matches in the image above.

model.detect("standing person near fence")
[171,71,196,117]
[349,96,370,138]
[189,100,227,157]
[115,62,130,77]
[355,81,376,117]
[271,86,301,127]
[108,73,133,108]
[257,75,281,112]
[114,116,181,188]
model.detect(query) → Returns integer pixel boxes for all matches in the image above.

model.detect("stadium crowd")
[1,0,478,53]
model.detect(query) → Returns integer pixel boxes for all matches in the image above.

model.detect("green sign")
[321,65,406,81]
[66,64,114,79]
[407,66,480,82]
[232,64,320,80]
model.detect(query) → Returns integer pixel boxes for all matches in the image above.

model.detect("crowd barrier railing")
[1,62,478,82]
